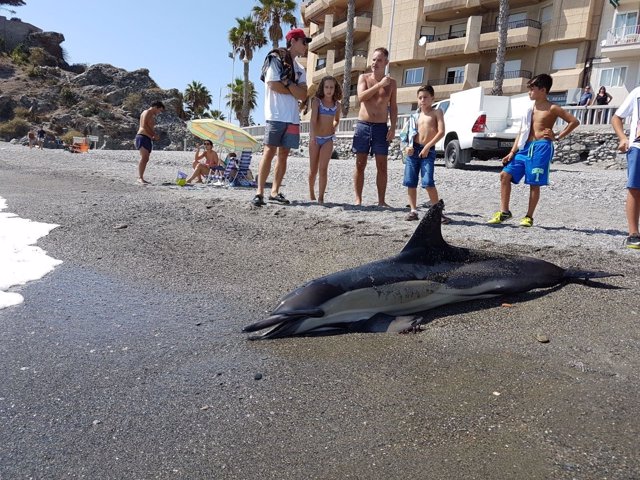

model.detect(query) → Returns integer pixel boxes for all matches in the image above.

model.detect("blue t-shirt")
[578,92,592,106]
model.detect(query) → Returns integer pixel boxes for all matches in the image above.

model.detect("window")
[436,100,450,114]
[420,25,435,42]
[449,22,466,39]
[547,91,567,105]
[446,66,465,84]
[316,58,326,70]
[404,67,424,86]
[600,67,627,87]
[490,59,522,77]
[552,48,578,70]
[540,5,553,25]
[614,11,638,37]
[508,12,527,28]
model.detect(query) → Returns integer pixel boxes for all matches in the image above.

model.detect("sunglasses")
[204,142,212,146]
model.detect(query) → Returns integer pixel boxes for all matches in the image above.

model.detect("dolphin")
[244,200,619,340]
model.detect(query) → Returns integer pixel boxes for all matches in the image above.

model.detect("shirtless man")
[488,74,579,227]
[399,84,449,222]
[135,101,165,185]
[351,47,397,206]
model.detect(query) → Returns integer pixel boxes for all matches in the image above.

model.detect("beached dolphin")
[244,200,619,340]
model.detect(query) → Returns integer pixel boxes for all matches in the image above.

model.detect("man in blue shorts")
[252,28,309,207]
[612,85,640,249]
[135,101,165,185]
[352,47,397,206]
[488,74,579,227]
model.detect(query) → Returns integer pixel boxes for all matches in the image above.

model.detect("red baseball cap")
[286,28,312,43]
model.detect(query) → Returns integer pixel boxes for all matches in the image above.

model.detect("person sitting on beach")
[400,84,450,223]
[488,74,579,227]
[187,141,220,183]
[308,75,342,204]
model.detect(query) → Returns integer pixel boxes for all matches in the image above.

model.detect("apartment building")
[301,0,606,115]
[590,0,640,104]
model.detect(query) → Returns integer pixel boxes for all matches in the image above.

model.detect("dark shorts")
[264,121,300,149]
[351,121,389,156]
[627,146,640,189]
[503,139,554,186]
[135,134,153,152]
[403,144,436,188]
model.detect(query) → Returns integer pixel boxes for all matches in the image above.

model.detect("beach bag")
[260,48,296,83]
[176,170,187,186]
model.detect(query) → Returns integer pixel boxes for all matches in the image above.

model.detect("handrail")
[478,70,533,81]
[424,31,466,43]
[480,19,542,34]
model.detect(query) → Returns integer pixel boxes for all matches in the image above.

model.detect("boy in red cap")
[253,28,309,207]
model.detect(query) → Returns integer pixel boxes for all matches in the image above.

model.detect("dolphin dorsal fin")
[401,200,447,252]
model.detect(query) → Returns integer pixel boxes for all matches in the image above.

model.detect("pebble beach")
[1,142,639,479]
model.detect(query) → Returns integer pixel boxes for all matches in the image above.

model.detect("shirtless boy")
[400,84,449,222]
[135,101,165,185]
[488,74,579,227]
[352,47,397,206]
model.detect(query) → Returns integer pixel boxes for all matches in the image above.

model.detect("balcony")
[601,24,640,59]
[301,0,331,23]
[479,19,541,51]
[424,32,467,59]
[333,50,368,75]
[428,75,466,97]
[478,70,533,94]
[309,12,372,54]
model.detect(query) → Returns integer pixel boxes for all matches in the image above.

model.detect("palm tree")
[184,81,212,118]
[491,0,509,96]
[205,109,226,121]
[0,1,26,9]
[229,16,267,126]
[226,78,258,124]
[252,0,297,50]
[341,0,356,116]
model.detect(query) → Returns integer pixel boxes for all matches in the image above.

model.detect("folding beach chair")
[229,150,256,187]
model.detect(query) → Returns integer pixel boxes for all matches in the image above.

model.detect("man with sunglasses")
[253,28,309,207]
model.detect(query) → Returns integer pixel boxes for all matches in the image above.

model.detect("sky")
[0,196,62,309]
[6,0,301,125]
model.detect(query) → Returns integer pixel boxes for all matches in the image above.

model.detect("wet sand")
[0,143,639,479]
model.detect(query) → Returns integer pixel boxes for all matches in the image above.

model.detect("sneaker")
[252,194,266,207]
[268,193,290,205]
[487,211,512,224]
[625,235,640,249]
[519,216,533,227]
[405,211,419,221]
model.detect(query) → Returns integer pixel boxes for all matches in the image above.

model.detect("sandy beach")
[1,142,639,479]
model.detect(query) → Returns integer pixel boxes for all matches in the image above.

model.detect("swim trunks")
[315,134,336,147]
[503,139,554,186]
[627,146,640,189]
[135,134,153,152]
[351,121,389,156]
[264,120,300,149]
[403,143,436,188]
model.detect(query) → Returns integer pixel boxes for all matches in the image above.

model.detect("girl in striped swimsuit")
[309,75,342,204]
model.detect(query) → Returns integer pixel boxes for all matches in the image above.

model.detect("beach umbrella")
[187,118,259,153]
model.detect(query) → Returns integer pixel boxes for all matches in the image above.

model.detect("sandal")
[405,211,419,221]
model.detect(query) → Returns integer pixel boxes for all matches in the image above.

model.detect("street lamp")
[228,51,235,122]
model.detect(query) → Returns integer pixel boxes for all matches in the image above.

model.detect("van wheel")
[444,140,471,169]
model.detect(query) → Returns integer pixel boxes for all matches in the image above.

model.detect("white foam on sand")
[0,196,62,309]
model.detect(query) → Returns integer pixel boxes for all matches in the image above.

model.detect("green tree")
[341,0,356,116]
[226,78,257,124]
[229,16,266,127]
[184,81,212,119]
[491,0,509,96]
[203,109,226,120]
[252,0,297,50]
[0,1,26,6]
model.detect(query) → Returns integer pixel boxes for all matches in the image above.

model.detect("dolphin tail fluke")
[562,268,623,281]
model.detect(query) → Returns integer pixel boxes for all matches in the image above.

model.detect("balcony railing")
[604,24,640,46]
[478,70,533,81]
[424,31,466,43]
[480,19,541,34]
[333,11,372,26]
[427,75,464,86]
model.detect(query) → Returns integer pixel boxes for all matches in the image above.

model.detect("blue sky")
[8,0,300,125]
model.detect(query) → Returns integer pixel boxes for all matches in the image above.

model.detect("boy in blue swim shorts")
[488,74,579,227]
[399,84,450,222]
[612,85,640,249]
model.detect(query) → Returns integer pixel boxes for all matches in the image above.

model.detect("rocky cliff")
[0,22,188,150]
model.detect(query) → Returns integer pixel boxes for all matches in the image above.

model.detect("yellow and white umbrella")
[187,118,259,153]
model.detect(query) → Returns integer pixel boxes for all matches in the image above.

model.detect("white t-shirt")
[264,55,306,124]
[615,86,640,149]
